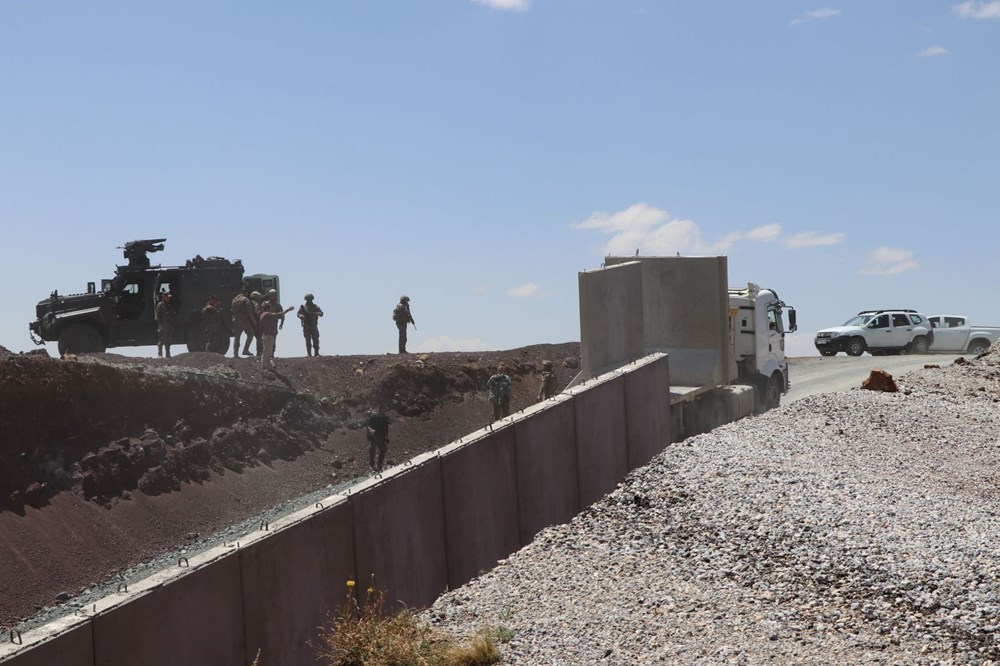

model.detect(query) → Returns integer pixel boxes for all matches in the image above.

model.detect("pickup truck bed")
[928,315,1000,354]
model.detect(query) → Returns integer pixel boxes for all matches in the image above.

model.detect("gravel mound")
[425,354,1000,664]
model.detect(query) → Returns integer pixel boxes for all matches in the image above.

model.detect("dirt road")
[786,353,964,403]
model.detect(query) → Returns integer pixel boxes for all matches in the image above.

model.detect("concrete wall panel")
[625,354,671,470]
[0,620,93,666]
[350,454,447,612]
[571,376,628,507]
[514,399,579,544]
[92,553,244,666]
[241,496,355,666]
[438,427,520,590]
[578,262,645,378]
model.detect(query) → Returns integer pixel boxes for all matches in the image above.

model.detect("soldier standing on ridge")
[155,291,175,358]
[249,291,264,356]
[365,408,391,473]
[487,364,513,422]
[297,293,324,357]
[202,294,227,353]
[262,289,285,356]
[259,304,295,371]
[231,288,257,358]
[537,359,558,401]
[392,295,415,354]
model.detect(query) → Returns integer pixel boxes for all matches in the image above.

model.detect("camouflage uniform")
[392,295,415,354]
[231,291,258,358]
[297,294,324,356]
[155,293,175,358]
[202,296,227,353]
[537,360,558,401]
[365,410,390,473]
[486,365,513,422]
[262,290,284,356]
[249,291,263,356]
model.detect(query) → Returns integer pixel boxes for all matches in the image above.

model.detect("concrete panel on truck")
[606,256,732,387]
[578,261,645,378]
[513,397,579,545]
[568,374,628,507]
[241,495,355,666]
[0,617,93,666]
[438,426,520,590]
[350,453,448,612]
[92,549,245,666]
[624,353,671,469]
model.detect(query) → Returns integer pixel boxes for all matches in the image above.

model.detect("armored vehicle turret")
[29,239,280,356]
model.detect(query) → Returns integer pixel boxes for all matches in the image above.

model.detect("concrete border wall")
[578,261,645,378]
[1,353,669,666]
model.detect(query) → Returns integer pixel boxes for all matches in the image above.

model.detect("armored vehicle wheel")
[58,324,105,355]
[909,336,930,354]
[210,336,231,355]
[819,349,837,357]
[186,324,207,354]
[846,337,866,357]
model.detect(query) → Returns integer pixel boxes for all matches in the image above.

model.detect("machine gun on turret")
[119,239,166,269]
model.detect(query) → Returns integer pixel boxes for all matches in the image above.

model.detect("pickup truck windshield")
[843,314,874,326]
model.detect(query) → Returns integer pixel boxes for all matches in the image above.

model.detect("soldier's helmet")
[267,289,277,298]
[542,360,553,370]
[304,293,314,301]
[250,291,262,301]
[400,295,410,303]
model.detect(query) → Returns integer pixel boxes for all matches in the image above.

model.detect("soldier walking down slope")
[202,294,227,354]
[392,295,415,354]
[262,289,285,356]
[537,359,558,401]
[297,293,324,357]
[259,305,295,371]
[365,408,391,473]
[155,291,175,358]
[487,364,513,422]
[231,288,258,358]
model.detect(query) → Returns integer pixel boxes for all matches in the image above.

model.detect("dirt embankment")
[0,342,580,625]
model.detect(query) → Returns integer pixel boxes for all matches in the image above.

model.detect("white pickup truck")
[927,315,1000,355]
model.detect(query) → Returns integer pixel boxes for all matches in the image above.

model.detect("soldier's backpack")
[392,303,405,323]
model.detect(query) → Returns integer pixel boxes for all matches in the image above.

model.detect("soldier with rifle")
[231,287,258,358]
[392,295,416,354]
[297,293,324,357]
[155,291,175,358]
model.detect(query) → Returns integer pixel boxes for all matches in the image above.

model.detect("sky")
[2,0,998,358]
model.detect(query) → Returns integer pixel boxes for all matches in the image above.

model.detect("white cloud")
[573,204,843,256]
[860,247,919,276]
[952,1,1000,19]
[507,283,541,298]
[471,0,532,11]
[790,8,841,26]
[916,45,951,57]
[416,335,491,353]
[782,231,845,248]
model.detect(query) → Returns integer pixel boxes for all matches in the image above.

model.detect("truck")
[28,239,280,356]
[575,255,796,441]
[926,315,1000,355]
[813,309,935,357]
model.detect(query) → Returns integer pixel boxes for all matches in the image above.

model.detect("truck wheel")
[910,336,929,354]
[57,324,106,355]
[763,373,782,411]
[846,337,866,357]
[968,340,990,355]
[819,349,837,357]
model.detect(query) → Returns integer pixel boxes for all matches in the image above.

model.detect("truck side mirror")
[788,308,797,333]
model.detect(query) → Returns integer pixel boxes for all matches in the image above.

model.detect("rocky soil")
[425,353,1000,665]
[0,341,580,627]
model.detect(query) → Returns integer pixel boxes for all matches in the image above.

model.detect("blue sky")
[2,1,998,357]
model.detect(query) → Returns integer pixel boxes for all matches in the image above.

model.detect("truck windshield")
[843,314,874,326]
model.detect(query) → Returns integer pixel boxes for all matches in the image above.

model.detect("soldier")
[259,304,295,371]
[537,359,558,401]
[249,291,264,356]
[365,408,391,473]
[202,294,227,353]
[155,291,175,358]
[486,364,513,422]
[231,288,258,358]
[297,293,324,356]
[262,289,285,356]
[392,295,415,354]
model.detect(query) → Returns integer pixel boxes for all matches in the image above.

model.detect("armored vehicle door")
[109,272,158,345]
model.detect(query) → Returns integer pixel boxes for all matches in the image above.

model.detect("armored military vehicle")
[29,239,281,356]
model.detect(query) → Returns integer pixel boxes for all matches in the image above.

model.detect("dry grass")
[314,580,501,666]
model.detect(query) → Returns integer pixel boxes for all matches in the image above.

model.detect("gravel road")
[786,354,963,403]
[425,353,1000,664]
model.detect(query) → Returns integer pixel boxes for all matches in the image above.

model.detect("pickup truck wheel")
[846,337,866,357]
[968,340,990,355]
[819,349,837,357]
[57,324,106,355]
[910,336,929,354]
